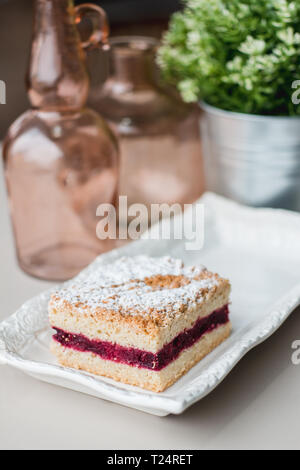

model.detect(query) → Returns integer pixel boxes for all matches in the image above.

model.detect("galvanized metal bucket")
[200,102,300,211]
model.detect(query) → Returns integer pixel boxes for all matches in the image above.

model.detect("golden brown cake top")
[51,256,229,327]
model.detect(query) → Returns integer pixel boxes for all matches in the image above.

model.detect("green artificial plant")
[158,0,300,115]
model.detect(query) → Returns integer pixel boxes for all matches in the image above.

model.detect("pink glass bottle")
[93,36,204,224]
[3,0,119,281]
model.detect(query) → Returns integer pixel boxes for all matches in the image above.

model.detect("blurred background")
[0,0,182,138]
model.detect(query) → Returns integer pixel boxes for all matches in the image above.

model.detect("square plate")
[1,193,300,416]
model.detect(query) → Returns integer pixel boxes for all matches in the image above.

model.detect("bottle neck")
[109,37,159,89]
[28,0,89,111]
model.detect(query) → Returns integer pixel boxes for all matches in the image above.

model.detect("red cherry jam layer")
[53,304,229,371]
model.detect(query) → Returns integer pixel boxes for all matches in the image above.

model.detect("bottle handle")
[75,3,110,51]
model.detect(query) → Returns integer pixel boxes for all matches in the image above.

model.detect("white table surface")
[1,163,300,450]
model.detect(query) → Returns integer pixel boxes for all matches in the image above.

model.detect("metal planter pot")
[200,102,300,211]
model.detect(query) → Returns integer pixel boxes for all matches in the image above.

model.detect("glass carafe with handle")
[3,0,119,281]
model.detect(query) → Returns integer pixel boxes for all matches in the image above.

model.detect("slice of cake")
[49,256,231,392]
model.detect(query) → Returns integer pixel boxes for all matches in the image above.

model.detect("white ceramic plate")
[1,193,300,416]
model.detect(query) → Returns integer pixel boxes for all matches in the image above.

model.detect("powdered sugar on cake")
[51,256,221,320]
